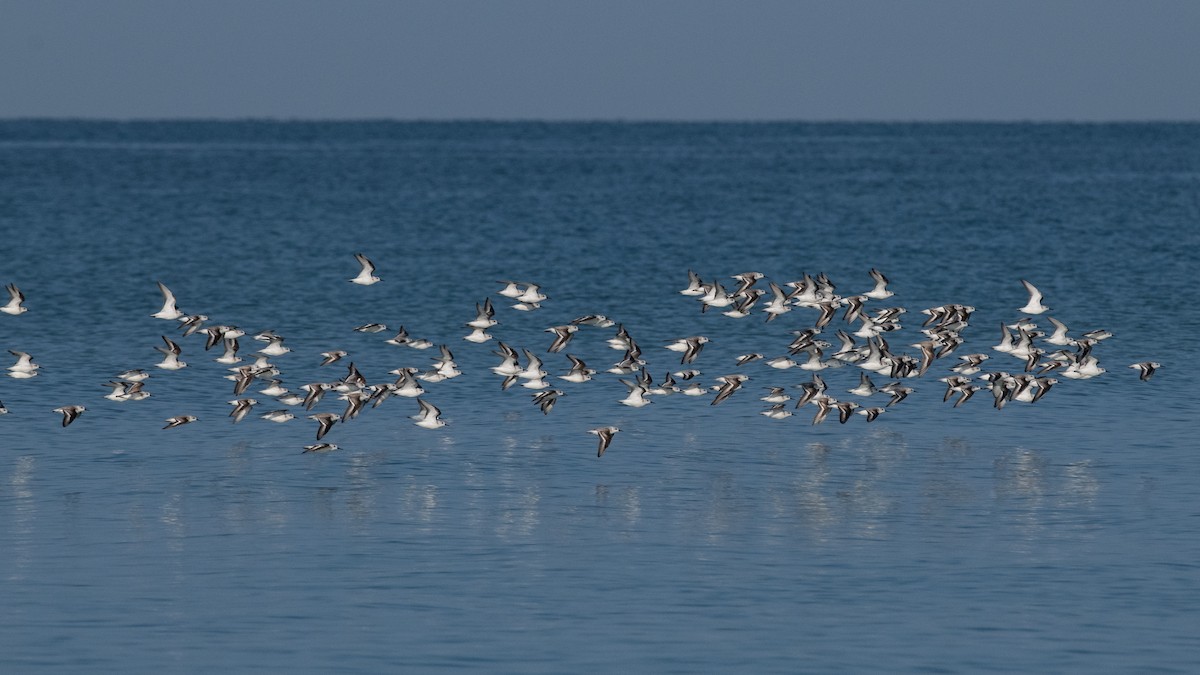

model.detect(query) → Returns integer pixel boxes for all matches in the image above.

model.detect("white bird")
[1018,279,1050,314]
[864,268,894,300]
[834,401,860,423]
[531,389,564,415]
[1130,362,1160,381]
[761,404,792,420]
[319,351,347,366]
[412,399,446,429]
[857,407,886,422]
[302,443,339,454]
[762,282,791,322]
[339,391,369,421]
[467,298,496,329]
[798,348,830,371]
[178,314,208,337]
[54,405,86,427]
[618,379,653,408]
[588,426,620,457]
[103,381,129,401]
[117,369,149,382]
[545,325,578,353]
[258,335,291,356]
[230,365,257,396]
[1063,354,1105,379]
[430,345,461,379]
[261,409,295,423]
[390,369,426,398]
[761,387,790,403]
[200,325,237,350]
[122,382,155,401]
[151,282,184,320]
[951,353,990,376]
[2,283,28,315]
[559,355,596,383]
[349,253,380,285]
[847,372,878,397]
[155,336,187,370]
[698,282,734,311]
[108,380,150,402]
[308,412,340,440]
[215,337,241,365]
[710,374,749,406]
[497,280,526,298]
[664,336,709,365]
[765,356,798,370]
[276,393,306,406]
[680,270,705,296]
[228,398,258,423]
[517,283,547,304]
[463,326,493,343]
[489,342,523,377]
[163,415,198,429]
[1043,317,1075,346]
[517,349,548,381]
[570,315,615,328]
[811,397,834,425]
[385,326,434,350]
[258,379,288,397]
[993,323,1015,354]
[8,350,39,374]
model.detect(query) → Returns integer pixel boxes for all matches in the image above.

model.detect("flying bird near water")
[588,426,620,457]
[261,409,295,423]
[8,350,39,377]
[163,415,198,429]
[2,283,28,315]
[349,253,380,285]
[710,374,748,406]
[155,336,187,370]
[308,412,340,440]
[545,325,578,353]
[411,399,446,429]
[1018,279,1050,315]
[571,314,615,328]
[531,389,564,415]
[320,350,348,366]
[53,405,86,427]
[1130,362,1160,381]
[467,298,497,329]
[665,336,709,365]
[152,282,184,320]
[864,268,894,300]
[559,355,596,383]
[228,398,258,423]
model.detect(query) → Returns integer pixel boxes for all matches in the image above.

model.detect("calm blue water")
[1,121,1198,672]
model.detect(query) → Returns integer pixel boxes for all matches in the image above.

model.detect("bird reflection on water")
[12,429,1103,550]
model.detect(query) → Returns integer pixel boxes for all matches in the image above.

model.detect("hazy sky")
[2,0,1198,120]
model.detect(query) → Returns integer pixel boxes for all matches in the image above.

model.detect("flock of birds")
[2,255,1161,457]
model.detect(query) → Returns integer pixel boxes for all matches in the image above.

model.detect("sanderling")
[349,253,380,285]
[588,426,620,457]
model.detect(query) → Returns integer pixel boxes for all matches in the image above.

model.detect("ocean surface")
[1,121,1197,672]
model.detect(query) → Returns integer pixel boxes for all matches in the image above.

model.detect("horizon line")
[2,116,1199,125]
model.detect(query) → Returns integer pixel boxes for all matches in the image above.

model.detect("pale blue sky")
[2,0,1198,120]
